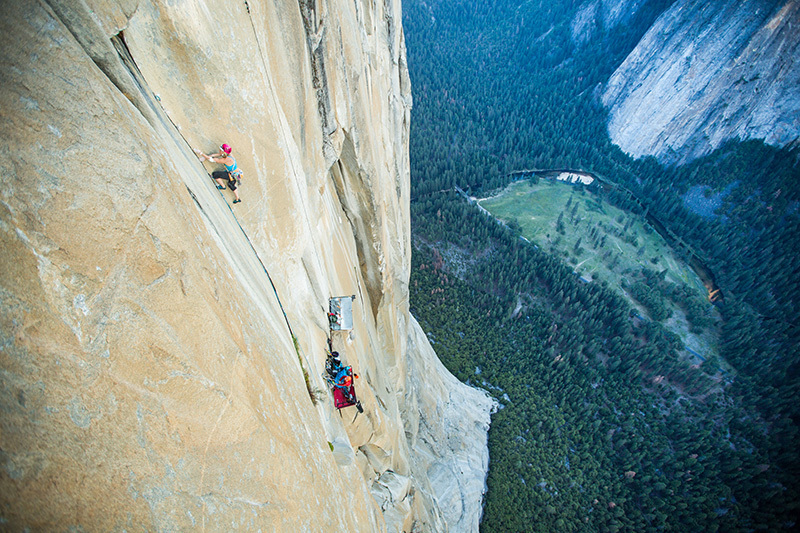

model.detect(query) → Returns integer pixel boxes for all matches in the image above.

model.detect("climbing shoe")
[216,185,225,190]
[233,199,241,204]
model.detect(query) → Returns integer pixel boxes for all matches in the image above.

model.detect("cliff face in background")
[0,0,494,530]
[571,0,647,46]
[602,0,800,164]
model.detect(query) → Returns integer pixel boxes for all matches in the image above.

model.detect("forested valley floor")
[403,0,800,530]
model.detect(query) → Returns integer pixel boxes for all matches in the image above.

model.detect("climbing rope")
[240,0,337,332]
[114,22,301,349]
[122,1,339,405]
[242,0,302,181]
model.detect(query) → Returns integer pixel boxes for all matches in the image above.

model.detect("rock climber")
[324,349,363,412]
[195,143,243,204]
[326,351,359,388]
[326,351,343,379]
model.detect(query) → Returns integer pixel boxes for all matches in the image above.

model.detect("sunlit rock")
[0,0,491,530]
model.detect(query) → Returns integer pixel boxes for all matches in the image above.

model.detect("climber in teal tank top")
[224,156,239,175]
[195,143,244,204]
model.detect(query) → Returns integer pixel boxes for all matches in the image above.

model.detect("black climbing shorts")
[212,170,238,191]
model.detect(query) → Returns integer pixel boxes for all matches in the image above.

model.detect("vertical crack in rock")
[298,0,337,162]
[110,32,174,133]
[384,0,396,58]
[397,28,412,105]
[328,133,383,318]
[43,0,160,128]
[396,27,413,199]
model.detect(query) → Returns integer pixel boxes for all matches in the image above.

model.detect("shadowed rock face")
[602,0,800,164]
[0,0,493,531]
[571,0,647,47]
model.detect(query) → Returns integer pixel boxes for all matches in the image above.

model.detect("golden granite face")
[0,1,492,531]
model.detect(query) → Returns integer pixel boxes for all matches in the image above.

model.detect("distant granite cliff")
[0,0,494,530]
[602,0,800,164]
[571,0,648,46]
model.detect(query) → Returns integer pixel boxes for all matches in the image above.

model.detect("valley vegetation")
[403,0,800,530]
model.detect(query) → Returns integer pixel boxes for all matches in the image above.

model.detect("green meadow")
[480,179,698,287]
[479,179,719,359]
